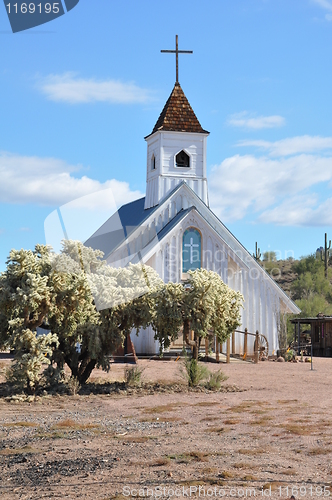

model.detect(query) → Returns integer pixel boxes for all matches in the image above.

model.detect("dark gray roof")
[128,207,193,264]
[84,197,155,258]
[157,207,193,240]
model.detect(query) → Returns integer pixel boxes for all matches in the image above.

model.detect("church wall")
[130,325,160,356]
[161,132,205,178]
[106,184,298,356]
[145,131,208,208]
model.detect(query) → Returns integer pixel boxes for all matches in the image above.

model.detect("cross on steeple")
[161,35,193,83]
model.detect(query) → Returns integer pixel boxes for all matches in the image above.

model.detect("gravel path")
[0,358,331,499]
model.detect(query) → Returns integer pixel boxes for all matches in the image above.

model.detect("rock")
[277,356,285,362]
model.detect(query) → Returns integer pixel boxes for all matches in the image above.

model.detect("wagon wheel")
[258,334,269,360]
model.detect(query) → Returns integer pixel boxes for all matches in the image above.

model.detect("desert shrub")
[205,369,228,391]
[285,349,295,362]
[66,376,81,395]
[183,358,209,387]
[124,365,144,386]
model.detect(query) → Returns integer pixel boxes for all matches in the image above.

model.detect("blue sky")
[1,0,332,270]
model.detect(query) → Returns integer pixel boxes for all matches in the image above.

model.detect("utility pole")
[325,233,331,279]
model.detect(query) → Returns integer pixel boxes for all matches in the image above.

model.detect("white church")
[85,40,300,357]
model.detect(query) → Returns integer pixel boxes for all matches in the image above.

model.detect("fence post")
[244,328,248,359]
[226,336,231,364]
[254,330,259,364]
[232,331,236,354]
[215,336,220,363]
[205,338,209,359]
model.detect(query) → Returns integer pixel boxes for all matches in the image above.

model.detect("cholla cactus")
[6,329,58,394]
[151,268,244,360]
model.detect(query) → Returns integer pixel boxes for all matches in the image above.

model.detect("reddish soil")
[0,357,331,499]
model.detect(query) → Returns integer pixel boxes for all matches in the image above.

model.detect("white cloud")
[0,150,143,208]
[238,135,332,156]
[312,0,332,11]
[209,153,332,226]
[37,73,155,104]
[228,112,285,130]
[258,195,332,226]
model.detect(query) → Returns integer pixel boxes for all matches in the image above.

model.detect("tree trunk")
[183,319,195,347]
[193,332,199,360]
[77,358,97,385]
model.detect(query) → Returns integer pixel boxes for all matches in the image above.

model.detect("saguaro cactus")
[253,242,261,262]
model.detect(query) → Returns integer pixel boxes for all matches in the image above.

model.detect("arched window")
[182,228,201,273]
[176,150,190,168]
[151,154,156,170]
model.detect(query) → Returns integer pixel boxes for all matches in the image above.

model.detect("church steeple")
[146,82,209,137]
[144,36,209,211]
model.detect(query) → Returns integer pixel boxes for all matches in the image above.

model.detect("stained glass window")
[182,228,201,273]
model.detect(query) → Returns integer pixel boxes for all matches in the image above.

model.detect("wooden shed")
[291,314,332,357]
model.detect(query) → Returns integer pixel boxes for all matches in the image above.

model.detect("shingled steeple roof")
[146,83,209,138]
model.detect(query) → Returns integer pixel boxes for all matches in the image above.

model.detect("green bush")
[205,370,228,391]
[124,365,144,387]
[183,358,209,387]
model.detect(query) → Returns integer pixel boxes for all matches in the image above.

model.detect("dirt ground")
[0,357,331,500]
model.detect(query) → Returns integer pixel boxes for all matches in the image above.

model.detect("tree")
[263,251,277,262]
[52,241,163,382]
[0,245,60,392]
[0,240,163,389]
[152,269,243,359]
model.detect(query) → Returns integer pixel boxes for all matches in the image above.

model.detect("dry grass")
[143,403,186,414]
[140,416,182,423]
[242,474,257,481]
[193,401,219,407]
[238,448,265,455]
[118,435,151,443]
[202,466,218,474]
[232,462,253,469]
[224,418,240,425]
[280,468,297,475]
[168,451,209,463]
[150,457,171,466]
[226,401,256,412]
[204,426,225,434]
[280,422,326,435]
[0,446,40,455]
[51,419,99,431]
[250,416,272,426]
[219,470,234,479]
[3,421,38,428]
[307,448,332,456]
[281,423,311,436]
[35,430,68,440]
[262,482,283,492]
[200,416,220,422]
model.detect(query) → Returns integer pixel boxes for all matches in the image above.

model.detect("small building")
[291,314,332,357]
